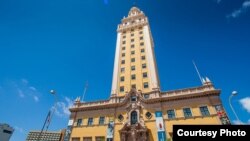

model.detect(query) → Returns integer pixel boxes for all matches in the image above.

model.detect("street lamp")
[37,90,58,141]
[229,91,241,124]
[45,90,58,132]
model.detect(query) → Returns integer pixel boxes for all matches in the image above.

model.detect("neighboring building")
[67,7,230,141]
[0,123,14,141]
[26,129,65,141]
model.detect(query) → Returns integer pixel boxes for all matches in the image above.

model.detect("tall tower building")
[67,7,231,141]
[111,7,159,96]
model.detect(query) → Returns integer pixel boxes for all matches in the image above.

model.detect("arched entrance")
[131,111,138,125]
[119,123,148,141]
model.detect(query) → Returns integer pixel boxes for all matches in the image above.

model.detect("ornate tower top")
[117,7,148,32]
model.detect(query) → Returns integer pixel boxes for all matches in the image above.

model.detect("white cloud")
[239,97,250,113]
[21,79,28,85]
[29,86,37,91]
[33,95,39,102]
[14,126,24,133]
[227,0,250,18]
[17,89,25,98]
[52,97,73,118]
[1,78,40,102]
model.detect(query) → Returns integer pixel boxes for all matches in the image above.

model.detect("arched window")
[131,111,138,125]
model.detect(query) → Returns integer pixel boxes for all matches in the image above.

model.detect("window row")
[122,41,144,50]
[166,106,210,119]
[122,40,144,44]
[120,82,149,92]
[122,29,143,34]
[121,45,145,51]
[120,64,146,73]
[72,136,105,141]
[76,116,105,126]
[116,106,211,123]
[120,72,148,82]
[122,34,144,40]
[121,58,146,64]
[121,50,146,57]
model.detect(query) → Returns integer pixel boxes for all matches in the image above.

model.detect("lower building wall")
[69,95,228,141]
[71,126,107,141]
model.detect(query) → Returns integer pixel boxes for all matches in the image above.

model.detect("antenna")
[192,60,203,85]
[81,81,88,102]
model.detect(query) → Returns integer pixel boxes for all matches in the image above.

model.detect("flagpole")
[81,81,88,102]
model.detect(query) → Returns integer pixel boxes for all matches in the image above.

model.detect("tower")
[111,7,160,96]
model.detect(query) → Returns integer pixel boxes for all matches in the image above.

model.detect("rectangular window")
[131,84,136,89]
[167,110,176,119]
[142,63,147,69]
[99,117,105,125]
[123,31,126,34]
[140,42,144,46]
[83,137,92,141]
[131,96,137,102]
[144,94,149,99]
[3,130,12,134]
[143,82,149,88]
[87,118,93,126]
[139,31,143,34]
[121,68,125,73]
[131,44,135,48]
[122,53,125,57]
[120,86,124,92]
[121,60,125,64]
[131,66,135,71]
[72,138,80,141]
[131,58,135,62]
[95,137,105,141]
[141,56,145,60]
[131,74,136,80]
[120,76,124,82]
[200,106,210,116]
[122,47,125,50]
[76,119,82,126]
[123,35,126,39]
[131,39,134,42]
[131,51,135,55]
[141,49,145,53]
[122,41,126,44]
[140,37,143,40]
[183,108,192,118]
[143,72,147,78]
[131,33,134,37]
[131,29,134,32]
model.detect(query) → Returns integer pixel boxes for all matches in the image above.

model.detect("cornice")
[69,85,220,112]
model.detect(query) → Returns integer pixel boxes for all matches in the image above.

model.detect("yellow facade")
[67,6,230,141]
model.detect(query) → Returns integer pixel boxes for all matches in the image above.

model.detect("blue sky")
[0,0,250,140]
